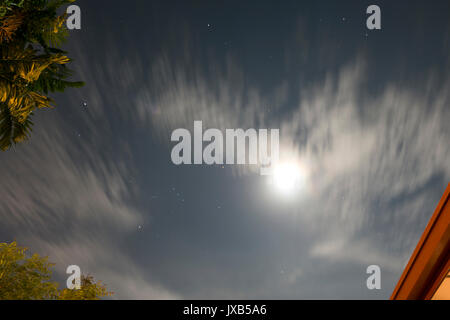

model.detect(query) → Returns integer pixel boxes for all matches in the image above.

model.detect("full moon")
[272,162,306,195]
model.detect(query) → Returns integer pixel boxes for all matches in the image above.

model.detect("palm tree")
[0,0,83,150]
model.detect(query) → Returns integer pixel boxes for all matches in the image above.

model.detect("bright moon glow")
[272,162,306,195]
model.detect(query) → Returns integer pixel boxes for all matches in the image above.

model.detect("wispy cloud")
[131,48,450,283]
[0,102,177,299]
[1,16,449,299]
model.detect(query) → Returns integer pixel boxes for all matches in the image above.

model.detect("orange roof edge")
[390,183,450,300]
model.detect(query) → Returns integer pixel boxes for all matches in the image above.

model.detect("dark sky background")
[1,0,450,299]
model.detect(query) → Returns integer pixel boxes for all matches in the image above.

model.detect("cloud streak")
[1,9,449,299]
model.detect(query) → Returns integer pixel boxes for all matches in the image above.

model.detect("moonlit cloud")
[0,103,177,299]
[130,47,450,294]
[1,2,449,299]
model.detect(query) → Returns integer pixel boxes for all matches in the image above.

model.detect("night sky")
[1,0,450,299]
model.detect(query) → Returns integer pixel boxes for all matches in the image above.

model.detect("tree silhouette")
[0,0,83,150]
[0,241,113,300]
